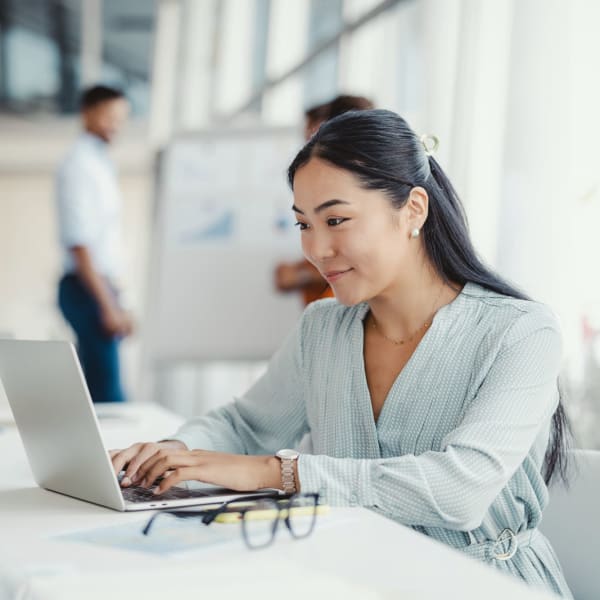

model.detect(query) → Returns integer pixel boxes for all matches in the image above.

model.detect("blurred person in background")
[56,85,133,403]
[275,94,374,305]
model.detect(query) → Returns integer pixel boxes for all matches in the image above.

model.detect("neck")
[83,127,108,144]
[367,262,457,340]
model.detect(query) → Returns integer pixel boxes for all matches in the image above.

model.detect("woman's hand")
[134,448,283,495]
[109,440,188,487]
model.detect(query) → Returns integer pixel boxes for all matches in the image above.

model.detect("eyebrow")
[292,199,351,215]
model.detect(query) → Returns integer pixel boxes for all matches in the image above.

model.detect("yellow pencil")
[215,504,330,524]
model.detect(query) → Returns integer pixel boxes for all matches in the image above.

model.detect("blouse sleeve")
[298,307,562,531]
[168,311,310,455]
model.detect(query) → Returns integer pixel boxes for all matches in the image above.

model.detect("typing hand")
[109,440,188,487]
[132,449,283,496]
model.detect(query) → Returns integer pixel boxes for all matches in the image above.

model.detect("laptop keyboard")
[122,484,216,503]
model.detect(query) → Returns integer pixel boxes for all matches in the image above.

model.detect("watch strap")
[276,450,299,494]
[280,457,297,494]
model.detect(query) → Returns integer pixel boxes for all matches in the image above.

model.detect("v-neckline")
[353,283,471,434]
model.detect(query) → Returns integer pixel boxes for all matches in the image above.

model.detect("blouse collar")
[356,281,480,324]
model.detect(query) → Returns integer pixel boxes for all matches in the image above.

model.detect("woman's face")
[292,158,426,306]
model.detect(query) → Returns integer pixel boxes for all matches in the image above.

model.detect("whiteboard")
[144,127,306,362]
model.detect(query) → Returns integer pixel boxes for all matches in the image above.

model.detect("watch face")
[277,449,299,460]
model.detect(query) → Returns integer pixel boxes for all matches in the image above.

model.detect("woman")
[112,110,572,598]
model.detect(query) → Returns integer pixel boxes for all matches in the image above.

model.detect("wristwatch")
[275,449,299,494]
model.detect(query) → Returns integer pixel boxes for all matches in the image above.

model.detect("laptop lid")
[0,339,127,510]
[0,339,279,512]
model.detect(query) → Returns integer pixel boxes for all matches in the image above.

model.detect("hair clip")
[420,133,439,156]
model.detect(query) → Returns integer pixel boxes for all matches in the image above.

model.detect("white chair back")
[540,449,600,600]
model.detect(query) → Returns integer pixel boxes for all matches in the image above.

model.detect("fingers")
[123,443,165,485]
[137,451,260,494]
[110,444,141,479]
[123,313,135,336]
[136,450,196,488]
[154,466,199,495]
[110,442,162,486]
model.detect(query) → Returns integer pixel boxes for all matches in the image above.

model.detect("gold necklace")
[370,285,445,346]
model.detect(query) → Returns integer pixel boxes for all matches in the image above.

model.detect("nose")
[302,230,336,265]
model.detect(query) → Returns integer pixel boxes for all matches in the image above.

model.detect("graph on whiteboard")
[146,127,306,362]
[163,134,300,249]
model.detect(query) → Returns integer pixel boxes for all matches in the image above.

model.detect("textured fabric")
[171,283,572,598]
[55,132,122,279]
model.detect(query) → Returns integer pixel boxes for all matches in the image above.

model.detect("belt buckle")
[492,528,518,561]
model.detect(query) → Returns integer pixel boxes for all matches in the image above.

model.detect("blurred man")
[56,85,132,403]
[275,94,374,305]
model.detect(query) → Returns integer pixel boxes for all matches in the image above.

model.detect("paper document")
[54,515,241,556]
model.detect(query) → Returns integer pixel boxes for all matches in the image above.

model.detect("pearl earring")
[410,228,420,239]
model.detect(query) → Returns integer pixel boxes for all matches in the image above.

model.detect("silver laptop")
[0,339,275,511]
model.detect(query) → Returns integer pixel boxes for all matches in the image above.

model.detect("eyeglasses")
[142,492,320,550]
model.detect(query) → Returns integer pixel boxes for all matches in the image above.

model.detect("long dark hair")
[288,109,570,486]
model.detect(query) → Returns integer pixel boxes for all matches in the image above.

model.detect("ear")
[405,186,429,230]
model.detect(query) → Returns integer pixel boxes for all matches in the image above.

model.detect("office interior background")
[1,0,599,447]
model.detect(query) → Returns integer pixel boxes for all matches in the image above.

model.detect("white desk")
[0,403,556,600]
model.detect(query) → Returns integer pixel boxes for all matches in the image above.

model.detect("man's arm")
[71,246,132,337]
[274,259,326,291]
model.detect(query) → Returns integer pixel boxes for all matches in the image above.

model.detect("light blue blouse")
[171,283,572,598]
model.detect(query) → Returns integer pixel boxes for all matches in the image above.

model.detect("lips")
[323,268,353,282]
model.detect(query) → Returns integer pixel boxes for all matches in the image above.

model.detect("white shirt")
[55,132,123,280]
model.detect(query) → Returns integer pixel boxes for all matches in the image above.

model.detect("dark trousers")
[58,274,126,403]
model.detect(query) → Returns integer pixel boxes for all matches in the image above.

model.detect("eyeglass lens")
[242,497,280,548]
[286,494,318,539]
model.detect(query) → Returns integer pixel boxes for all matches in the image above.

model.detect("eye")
[294,221,309,231]
[327,217,348,227]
